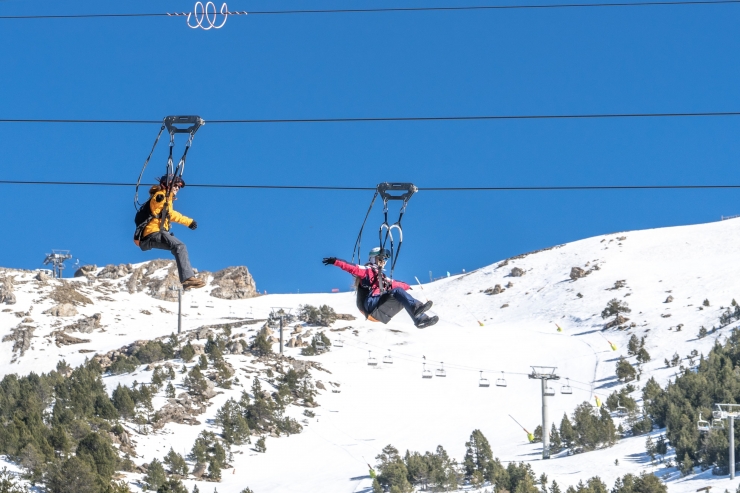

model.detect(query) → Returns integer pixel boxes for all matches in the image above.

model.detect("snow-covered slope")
[3,217,740,492]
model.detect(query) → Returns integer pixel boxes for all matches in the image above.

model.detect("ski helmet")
[368,247,391,260]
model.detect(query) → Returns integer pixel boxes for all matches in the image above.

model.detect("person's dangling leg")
[139,232,199,286]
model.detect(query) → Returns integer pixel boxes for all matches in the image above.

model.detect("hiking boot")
[415,314,439,329]
[413,300,433,318]
[182,276,206,290]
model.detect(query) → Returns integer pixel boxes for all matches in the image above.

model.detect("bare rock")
[315,381,326,390]
[49,282,93,306]
[510,267,525,277]
[0,276,16,305]
[484,285,503,295]
[2,324,35,356]
[604,314,629,329]
[54,332,91,346]
[210,266,257,300]
[74,265,97,277]
[506,282,514,288]
[335,313,356,321]
[147,264,181,302]
[43,303,78,317]
[570,267,586,281]
[192,463,207,479]
[97,263,133,279]
[63,313,102,333]
[286,337,297,348]
[665,295,674,303]
[35,270,51,282]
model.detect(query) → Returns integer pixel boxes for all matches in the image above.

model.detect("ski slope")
[3,217,740,492]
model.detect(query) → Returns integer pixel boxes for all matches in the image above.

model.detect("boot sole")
[415,316,439,329]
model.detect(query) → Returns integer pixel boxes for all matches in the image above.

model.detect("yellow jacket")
[141,185,194,238]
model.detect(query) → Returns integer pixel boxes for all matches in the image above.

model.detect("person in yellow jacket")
[135,176,205,290]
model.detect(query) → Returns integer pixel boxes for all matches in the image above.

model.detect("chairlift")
[334,338,344,348]
[315,340,326,352]
[206,301,214,309]
[561,378,573,395]
[496,371,507,387]
[616,399,627,417]
[383,349,393,364]
[367,351,378,366]
[544,384,556,397]
[190,302,199,309]
[436,362,447,377]
[422,362,433,379]
[479,371,490,388]
[712,419,725,430]
[697,412,711,432]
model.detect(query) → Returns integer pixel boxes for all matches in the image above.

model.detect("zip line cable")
[2,180,740,190]
[3,111,740,124]
[2,0,739,20]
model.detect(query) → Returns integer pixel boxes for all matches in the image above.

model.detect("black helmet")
[158,175,185,189]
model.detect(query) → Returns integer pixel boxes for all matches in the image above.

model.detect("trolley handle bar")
[377,182,417,202]
[165,115,205,135]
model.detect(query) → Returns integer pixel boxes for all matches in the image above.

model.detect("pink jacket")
[333,259,410,296]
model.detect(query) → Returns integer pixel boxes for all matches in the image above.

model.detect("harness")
[133,116,204,242]
[352,182,417,292]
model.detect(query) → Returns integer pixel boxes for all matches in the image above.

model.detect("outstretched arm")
[391,279,411,290]
[327,258,368,278]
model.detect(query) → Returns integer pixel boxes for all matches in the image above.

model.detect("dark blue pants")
[365,287,419,320]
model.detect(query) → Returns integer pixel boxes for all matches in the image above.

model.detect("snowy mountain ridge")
[3,217,740,492]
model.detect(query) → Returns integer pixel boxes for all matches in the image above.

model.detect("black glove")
[155,194,165,203]
[189,221,198,230]
[322,257,336,265]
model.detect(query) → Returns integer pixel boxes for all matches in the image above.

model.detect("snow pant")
[364,287,420,324]
[139,232,194,283]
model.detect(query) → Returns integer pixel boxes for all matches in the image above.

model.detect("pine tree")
[645,435,657,462]
[550,423,562,452]
[180,342,196,362]
[463,429,494,479]
[199,354,208,370]
[145,458,167,491]
[636,348,651,364]
[560,414,576,449]
[166,382,176,398]
[627,335,640,356]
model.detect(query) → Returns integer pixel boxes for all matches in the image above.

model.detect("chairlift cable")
[3,0,740,20]
[4,111,740,124]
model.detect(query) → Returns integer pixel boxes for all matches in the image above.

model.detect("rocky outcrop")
[43,303,78,317]
[335,313,356,321]
[210,266,257,300]
[97,263,133,279]
[3,324,34,356]
[604,314,629,329]
[484,285,503,295]
[63,313,102,333]
[74,265,97,277]
[510,267,525,277]
[152,393,204,430]
[147,264,181,302]
[570,267,586,281]
[35,270,51,282]
[0,276,16,305]
[54,332,91,346]
[49,282,93,306]
[665,295,674,303]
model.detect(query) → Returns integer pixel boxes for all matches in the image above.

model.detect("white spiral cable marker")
[187,1,229,30]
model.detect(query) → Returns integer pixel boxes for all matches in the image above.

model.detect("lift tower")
[529,366,560,459]
[43,250,73,278]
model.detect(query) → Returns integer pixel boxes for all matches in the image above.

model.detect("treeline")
[371,429,666,493]
[642,327,740,475]
[0,359,130,492]
[531,403,617,454]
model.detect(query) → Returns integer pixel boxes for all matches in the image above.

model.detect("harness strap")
[134,122,166,209]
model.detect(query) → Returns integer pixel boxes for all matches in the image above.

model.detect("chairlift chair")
[315,340,326,353]
[422,362,433,379]
[479,371,490,388]
[544,384,556,397]
[561,378,573,395]
[206,301,214,309]
[190,302,199,309]
[697,412,711,432]
[712,419,725,430]
[367,351,378,366]
[334,338,344,348]
[496,371,507,387]
[436,362,447,377]
[616,399,627,417]
[383,350,393,364]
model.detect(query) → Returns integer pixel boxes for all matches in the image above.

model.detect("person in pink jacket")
[323,247,438,328]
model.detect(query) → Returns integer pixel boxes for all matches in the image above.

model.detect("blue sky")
[1,0,739,293]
